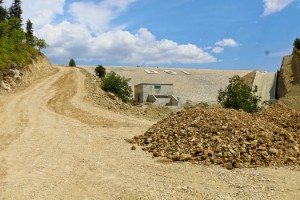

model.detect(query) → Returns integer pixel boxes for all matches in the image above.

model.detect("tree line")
[0,0,47,73]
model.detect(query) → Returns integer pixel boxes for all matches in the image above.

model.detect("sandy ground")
[81,66,251,104]
[0,66,299,200]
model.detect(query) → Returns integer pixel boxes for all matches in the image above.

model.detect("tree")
[9,0,22,19]
[102,71,132,102]
[69,58,76,67]
[0,0,7,21]
[95,65,106,78]
[8,0,22,29]
[33,37,47,52]
[0,0,40,72]
[217,75,264,113]
[294,38,300,50]
[26,19,34,45]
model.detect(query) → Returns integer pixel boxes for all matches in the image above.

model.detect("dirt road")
[0,67,299,200]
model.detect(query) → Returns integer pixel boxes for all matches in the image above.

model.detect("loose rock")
[131,103,300,169]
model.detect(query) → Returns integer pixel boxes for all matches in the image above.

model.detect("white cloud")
[215,38,239,47]
[211,47,224,54]
[262,0,294,16]
[4,0,65,28]
[38,25,217,65]
[68,0,136,33]
[5,0,217,66]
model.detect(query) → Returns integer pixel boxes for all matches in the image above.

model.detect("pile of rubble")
[131,103,299,169]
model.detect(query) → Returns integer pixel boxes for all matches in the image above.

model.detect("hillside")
[0,54,56,93]
[82,66,250,104]
[277,48,300,110]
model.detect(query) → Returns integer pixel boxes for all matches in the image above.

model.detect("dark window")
[154,85,161,90]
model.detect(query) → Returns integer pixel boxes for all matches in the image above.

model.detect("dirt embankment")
[277,48,300,109]
[80,68,173,121]
[0,54,57,94]
[21,54,57,86]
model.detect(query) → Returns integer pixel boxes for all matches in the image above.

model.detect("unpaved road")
[0,67,299,200]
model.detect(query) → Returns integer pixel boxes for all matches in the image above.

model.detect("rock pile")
[131,103,299,169]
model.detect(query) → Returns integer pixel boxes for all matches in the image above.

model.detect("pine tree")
[69,58,76,67]
[8,0,22,29]
[0,0,7,21]
[26,19,34,45]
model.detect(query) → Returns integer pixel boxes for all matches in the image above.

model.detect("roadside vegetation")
[294,38,300,50]
[102,71,132,103]
[95,65,106,78]
[69,58,76,67]
[92,65,132,103]
[0,0,47,74]
[217,75,265,113]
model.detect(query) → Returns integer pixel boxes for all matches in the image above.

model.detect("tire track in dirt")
[47,68,126,127]
[0,66,299,200]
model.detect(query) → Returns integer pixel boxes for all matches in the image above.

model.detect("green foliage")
[8,17,22,32]
[102,71,132,102]
[26,19,33,45]
[294,38,300,50]
[95,65,106,78]
[69,58,76,67]
[8,0,22,30]
[217,75,264,113]
[0,0,45,73]
[9,0,22,19]
[0,0,7,21]
[34,37,47,52]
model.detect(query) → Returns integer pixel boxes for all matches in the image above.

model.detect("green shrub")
[102,71,132,102]
[69,58,76,67]
[95,65,106,78]
[294,38,300,50]
[217,75,264,113]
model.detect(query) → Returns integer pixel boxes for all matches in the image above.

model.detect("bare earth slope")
[82,66,250,104]
[0,67,299,199]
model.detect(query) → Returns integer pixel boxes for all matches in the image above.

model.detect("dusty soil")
[0,66,299,200]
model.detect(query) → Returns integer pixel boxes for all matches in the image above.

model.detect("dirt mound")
[80,68,173,121]
[256,103,300,133]
[131,104,299,169]
[0,54,56,94]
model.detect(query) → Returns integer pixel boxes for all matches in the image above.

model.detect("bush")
[102,71,132,102]
[294,38,300,50]
[95,65,106,78]
[217,75,264,113]
[69,58,76,67]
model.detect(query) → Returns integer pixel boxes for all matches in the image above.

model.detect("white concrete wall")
[134,84,173,103]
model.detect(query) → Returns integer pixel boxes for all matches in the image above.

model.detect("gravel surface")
[0,66,299,200]
[131,104,300,169]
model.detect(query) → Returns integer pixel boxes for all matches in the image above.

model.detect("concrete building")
[134,83,179,106]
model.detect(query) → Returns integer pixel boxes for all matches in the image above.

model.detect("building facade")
[134,83,179,106]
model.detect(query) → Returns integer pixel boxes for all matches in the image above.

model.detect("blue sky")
[4,0,300,71]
